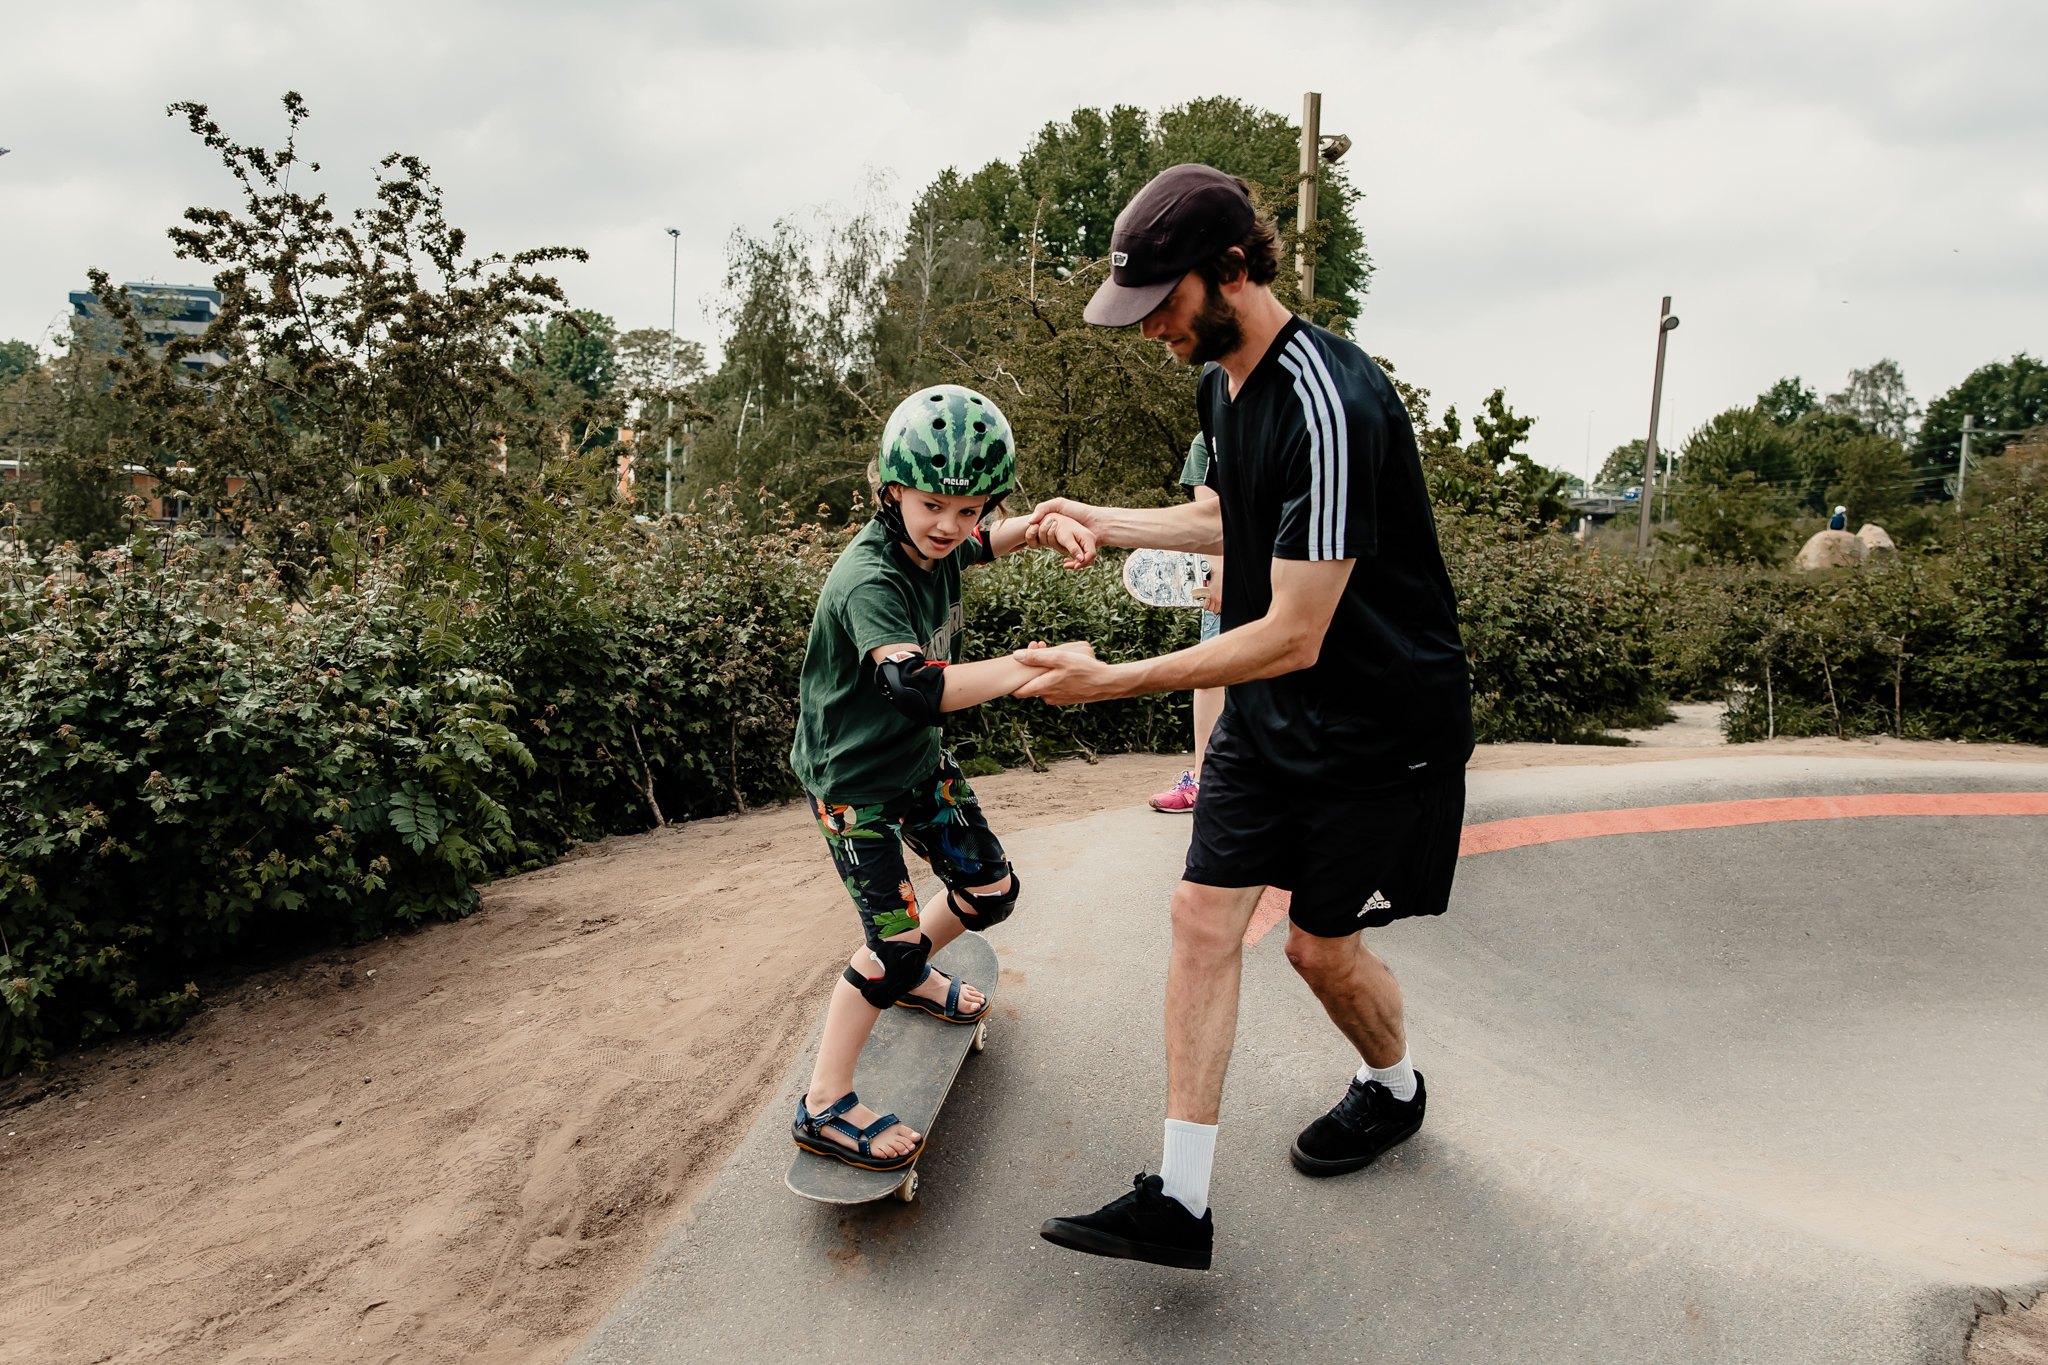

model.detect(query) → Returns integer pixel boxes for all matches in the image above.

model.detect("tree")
[1824,359,1918,442]
[903,96,1371,322]
[517,309,618,411]
[0,340,36,384]
[936,258,1199,507]
[94,93,600,583]
[1916,354,2048,498]
[613,327,705,398]
[0,320,135,554]
[1673,473,1791,565]
[1785,411,1911,525]
[1597,438,1646,487]
[1413,388,1568,526]
[1757,376,1818,427]
[686,196,896,517]
[1680,407,1801,488]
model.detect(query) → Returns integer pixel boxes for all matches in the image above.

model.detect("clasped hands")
[1011,500,1120,705]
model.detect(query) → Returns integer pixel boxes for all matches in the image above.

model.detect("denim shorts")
[1199,609,1221,644]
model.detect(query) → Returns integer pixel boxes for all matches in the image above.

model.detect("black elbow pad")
[875,650,947,725]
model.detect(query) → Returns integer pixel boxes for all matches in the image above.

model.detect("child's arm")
[871,640,1095,715]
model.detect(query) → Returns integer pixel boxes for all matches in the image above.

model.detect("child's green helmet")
[878,385,1015,499]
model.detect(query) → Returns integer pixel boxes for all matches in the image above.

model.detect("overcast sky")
[4,0,2042,476]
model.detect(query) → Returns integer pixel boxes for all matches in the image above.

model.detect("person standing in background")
[1148,428,1227,814]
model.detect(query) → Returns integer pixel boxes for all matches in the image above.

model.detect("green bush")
[1438,512,1664,741]
[1654,480,2048,743]
[955,549,1201,768]
[0,535,536,1070]
[0,486,1687,1072]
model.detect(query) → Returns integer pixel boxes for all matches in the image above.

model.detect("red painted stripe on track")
[1243,791,2047,946]
[1456,791,2048,857]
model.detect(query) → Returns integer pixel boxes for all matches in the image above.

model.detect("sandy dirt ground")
[4,735,2045,1364]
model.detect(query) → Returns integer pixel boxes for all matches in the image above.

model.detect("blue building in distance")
[68,282,225,372]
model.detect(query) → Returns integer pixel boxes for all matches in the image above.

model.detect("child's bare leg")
[904,876,1008,1014]
[804,933,926,1159]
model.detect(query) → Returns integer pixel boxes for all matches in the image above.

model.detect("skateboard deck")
[1122,548,1209,609]
[784,931,998,1205]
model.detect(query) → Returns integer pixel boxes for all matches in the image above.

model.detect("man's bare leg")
[1284,922,1424,1177]
[1283,924,1406,1068]
[1165,880,1266,1123]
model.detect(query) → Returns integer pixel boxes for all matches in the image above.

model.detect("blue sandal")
[895,964,991,1024]
[792,1092,921,1171]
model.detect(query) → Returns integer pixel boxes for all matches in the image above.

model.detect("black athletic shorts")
[1185,726,1465,937]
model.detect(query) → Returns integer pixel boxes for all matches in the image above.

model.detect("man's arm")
[984,513,1094,567]
[1024,497,1222,567]
[1009,557,1352,704]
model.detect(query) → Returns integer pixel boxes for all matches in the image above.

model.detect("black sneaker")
[1040,1173,1213,1270]
[1290,1071,1427,1177]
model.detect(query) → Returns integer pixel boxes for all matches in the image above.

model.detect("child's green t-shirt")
[790,518,993,804]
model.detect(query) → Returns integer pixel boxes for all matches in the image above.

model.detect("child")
[789,384,1089,1170]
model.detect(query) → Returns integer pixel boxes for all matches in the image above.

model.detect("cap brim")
[1083,272,1182,328]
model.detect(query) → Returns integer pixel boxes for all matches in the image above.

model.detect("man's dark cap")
[1083,164,1257,327]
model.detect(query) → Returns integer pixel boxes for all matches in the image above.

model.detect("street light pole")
[664,227,680,516]
[1958,414,1973,514]
[1296,92,1321,314]
[1636,296,1680,560]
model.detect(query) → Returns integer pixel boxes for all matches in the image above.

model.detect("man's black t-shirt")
[1198,317,1473,791]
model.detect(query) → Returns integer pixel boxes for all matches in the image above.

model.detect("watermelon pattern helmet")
[878,385,1016,499]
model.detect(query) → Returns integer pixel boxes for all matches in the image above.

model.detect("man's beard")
[1185,280,1244,365]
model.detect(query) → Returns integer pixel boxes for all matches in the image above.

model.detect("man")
[1016,164,1473,1271]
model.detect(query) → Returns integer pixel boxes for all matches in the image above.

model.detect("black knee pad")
[844,934,931,1009]
[951,870,1020,932]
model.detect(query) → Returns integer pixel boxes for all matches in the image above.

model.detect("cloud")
[1,0,2041,475]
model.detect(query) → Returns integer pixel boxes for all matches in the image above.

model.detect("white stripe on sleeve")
[1280,336,1347,559]
[1292,337,1351,558]
[1276,351,1328,558]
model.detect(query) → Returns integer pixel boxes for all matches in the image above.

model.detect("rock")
[1856,523,1896,557]
[1796,529,1866,571]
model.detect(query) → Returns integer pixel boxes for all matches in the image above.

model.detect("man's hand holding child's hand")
[1023,500,1099,569]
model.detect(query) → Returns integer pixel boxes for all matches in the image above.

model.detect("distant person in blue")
[1829,505,1848,531]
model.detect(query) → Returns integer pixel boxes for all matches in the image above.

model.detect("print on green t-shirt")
[789,518,993,805]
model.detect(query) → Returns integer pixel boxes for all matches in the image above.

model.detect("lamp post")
[1636,297,1680,560]
[665,227,679,515]
[1293,94,1350,318]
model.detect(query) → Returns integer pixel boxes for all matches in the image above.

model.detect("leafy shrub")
[956,549,1200,769]
[1438,511,1663,741]
[0,535,535,1070]
[1654,480,2048,743]
[0,482,1692,1072]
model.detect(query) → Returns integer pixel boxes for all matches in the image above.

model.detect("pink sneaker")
[1148,769,1199,813]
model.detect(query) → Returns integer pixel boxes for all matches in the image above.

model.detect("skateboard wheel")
[971,1020,989,1053]
[896,1170,919,1203]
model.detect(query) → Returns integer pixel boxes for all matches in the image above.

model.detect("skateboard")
[1122,547,1210,609]
[784,931,998,1206]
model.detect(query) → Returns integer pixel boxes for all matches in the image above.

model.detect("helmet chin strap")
[875,494,912,544]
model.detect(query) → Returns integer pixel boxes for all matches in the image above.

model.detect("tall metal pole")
[1296,92,1321,317]
[1957,413,1974,514]
[664,227,680,516]
[1636,296,1679,560]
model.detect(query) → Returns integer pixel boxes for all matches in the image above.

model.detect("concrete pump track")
[573,756,2048,1365]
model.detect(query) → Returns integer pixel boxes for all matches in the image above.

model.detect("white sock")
[1158,1118,1217,1219]
[1356,1048,1417,1103]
